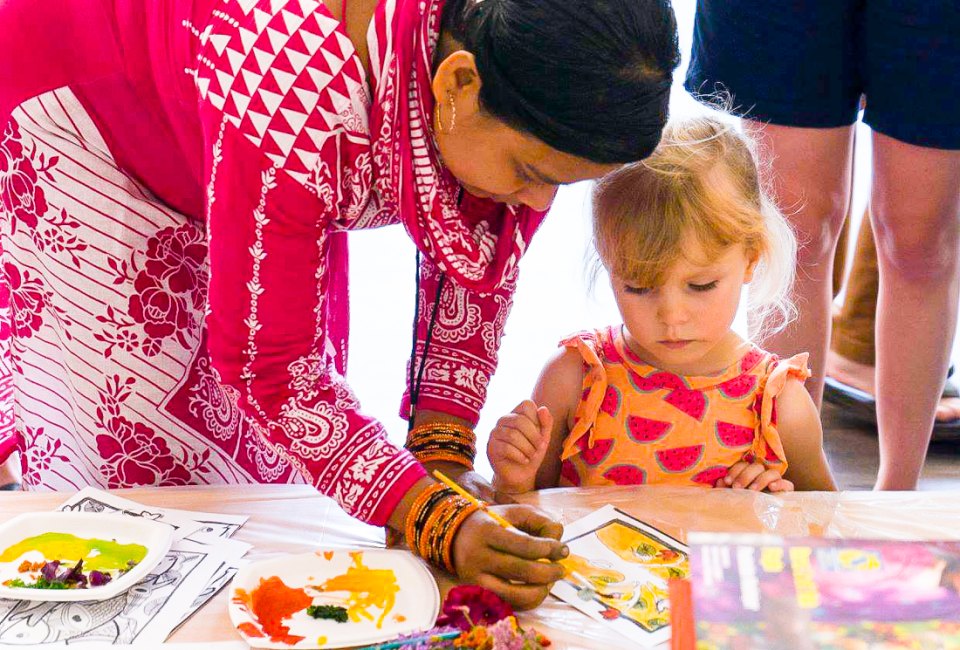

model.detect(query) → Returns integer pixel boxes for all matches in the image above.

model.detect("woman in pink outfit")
[0,0,679,606]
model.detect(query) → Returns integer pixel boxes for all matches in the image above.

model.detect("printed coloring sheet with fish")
[553,505,690,648]
[0,488,250,648]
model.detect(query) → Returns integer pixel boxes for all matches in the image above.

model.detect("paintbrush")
[432,470,566,569]
[356,629,461,650]
[432,470,513,528]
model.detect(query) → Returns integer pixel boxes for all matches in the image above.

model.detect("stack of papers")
[0,487,250,647]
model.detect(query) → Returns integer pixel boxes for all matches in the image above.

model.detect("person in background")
[686,1,960,489]
[827,208,960,439]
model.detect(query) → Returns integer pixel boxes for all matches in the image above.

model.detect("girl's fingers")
[491,439,534,466]
[747,470,790,492]
[766,477,795,493]
[731,463,764,489]
[536,406,553,438]
[513,399,540,422]
[723,461,749,486]
[499,413,547,450]
[493,425,538,459]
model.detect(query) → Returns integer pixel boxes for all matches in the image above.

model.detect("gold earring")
[447,93,456,132]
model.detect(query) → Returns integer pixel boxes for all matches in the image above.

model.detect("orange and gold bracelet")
[402,483,480,573]
[441,498,479,572]
[406,422,477,470]
[404,483,447,551]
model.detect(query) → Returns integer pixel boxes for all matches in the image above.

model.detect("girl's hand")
[487,401,553,495]
[718,460,795,493]
[452,504,567,610]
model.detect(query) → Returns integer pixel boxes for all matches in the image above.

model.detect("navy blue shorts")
[684,0,960,150]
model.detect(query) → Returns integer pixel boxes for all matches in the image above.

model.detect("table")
[3,486,960,649]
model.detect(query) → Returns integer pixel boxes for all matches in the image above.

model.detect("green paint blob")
[0,533,147,572]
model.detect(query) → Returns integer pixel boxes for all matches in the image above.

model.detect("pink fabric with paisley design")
[0,0,542,526]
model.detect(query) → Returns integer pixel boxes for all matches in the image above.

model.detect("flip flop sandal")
[824,371,960,442]
[822,376,877,427]
[932,376,960,442]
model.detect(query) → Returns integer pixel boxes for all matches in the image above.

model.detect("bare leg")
[827,213,960,423]
[745,122,856,407]
[872,132,960,490]
[828,210,879,395]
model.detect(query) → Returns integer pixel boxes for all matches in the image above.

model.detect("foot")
[826,349,876,395]
[936,397,960,423]
[827,350,960,423]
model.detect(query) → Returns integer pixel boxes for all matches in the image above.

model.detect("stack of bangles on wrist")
[405,422,476,470]
[404,483,480,573]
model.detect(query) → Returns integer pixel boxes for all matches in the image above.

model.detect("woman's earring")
[434,93,457,136]
[447,93,456,132]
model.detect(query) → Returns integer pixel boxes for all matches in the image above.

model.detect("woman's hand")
[420,462,517,504]
[487,401,553,495]
[452,504,567,610]
[717,460,794,493]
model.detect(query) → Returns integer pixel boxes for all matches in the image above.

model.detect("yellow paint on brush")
[0,533,147,572]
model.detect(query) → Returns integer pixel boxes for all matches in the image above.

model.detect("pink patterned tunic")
[0,0,545,526]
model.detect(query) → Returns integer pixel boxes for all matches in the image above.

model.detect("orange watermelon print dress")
[558,326,810,488]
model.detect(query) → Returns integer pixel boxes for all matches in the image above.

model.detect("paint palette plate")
[229,549,440,649]
[0,511,173,602]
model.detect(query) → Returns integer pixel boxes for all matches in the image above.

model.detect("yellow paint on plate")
[315,552,399,629]
[0,533,147,572]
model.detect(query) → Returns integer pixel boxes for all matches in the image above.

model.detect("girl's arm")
[776,377,838,491]
[532,347,584,490]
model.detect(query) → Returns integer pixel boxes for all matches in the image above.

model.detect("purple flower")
[63,560,87,587]
[40,561,60,582]
[89,571,112,587]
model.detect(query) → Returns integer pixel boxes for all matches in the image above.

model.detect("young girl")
[489,116,837,495]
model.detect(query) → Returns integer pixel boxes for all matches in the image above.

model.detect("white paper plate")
[0,511,173,602]
[229,549,440,649]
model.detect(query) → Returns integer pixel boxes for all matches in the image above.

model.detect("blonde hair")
[591,115,796,336]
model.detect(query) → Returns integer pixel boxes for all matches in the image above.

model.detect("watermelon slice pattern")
[763,441,783,465]
[664,388,707,420]
[715,421,754,448]
[559,331,784,487]
[600,385,621,417]
[602,464,647,485]
[626,416,672,443]
[560,460,582,486]
[655,444,705,473]
[628,369,685,393]
[717,373,758,399]
[740,348,764,373]
[692,465,729,485]
[627,368,708,420]
[576,435,614,466]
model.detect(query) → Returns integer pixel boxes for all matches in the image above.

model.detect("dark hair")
[440,0,680,164]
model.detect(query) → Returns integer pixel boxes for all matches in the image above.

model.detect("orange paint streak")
[246,576,312,644]
[323,551,334,561]
[237,622,264,638]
